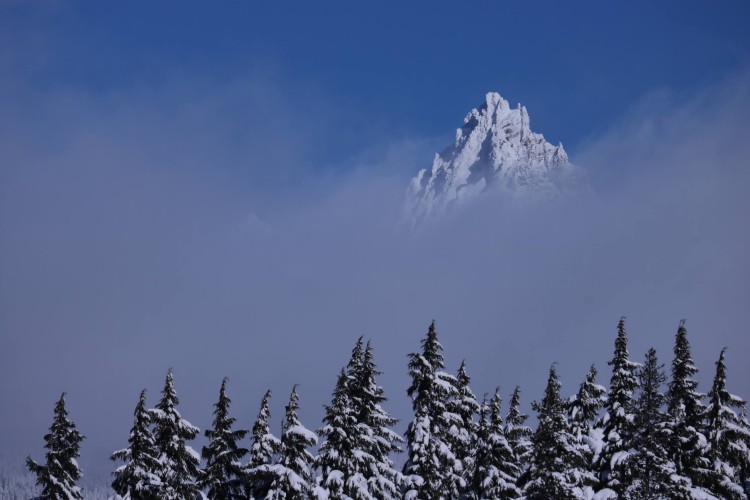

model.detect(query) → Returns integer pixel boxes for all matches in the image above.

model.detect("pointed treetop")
[507,386,524,423]
[252,389,273,438]
[569,364,606,430]
[287,385,299,414]
[613,316,627,348]
[248,388,280,473]
[421,319,444,369]
[489,387,503,425]
[348,337,365,367]
[535,363,563,415]
[363,339,378,368]
[457,359,469,379]
[159,368,179,407]
[669,319,701,407]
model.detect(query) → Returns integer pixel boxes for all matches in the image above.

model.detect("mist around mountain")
[405,92,589,225]
[2,58,749,500]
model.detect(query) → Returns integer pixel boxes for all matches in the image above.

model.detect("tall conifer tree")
[355,341,402,497]
[317,368,364,498]
[666,320,716,494]
[402,320,462,499]
[151,369,201,500]
[595,317,639,493]
[624,348,690,499]
[505,386,532,485]
[317,338,402,499]
[705,348,750,499]
[111,390,161,499]
[447,360,480,497]
[199,378,249,499]
[473,389,521,499]
[266,386,317,498]
[26,393,85,500]
[565,365,603,496]
[524,365,579,499]
[246,390,281,499]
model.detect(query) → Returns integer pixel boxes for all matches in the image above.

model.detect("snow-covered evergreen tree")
[317,338,402,499]
[565,365,603,496]
[446,360,479,497]
[666,320,716,495]
[473,389,521,499]
[524,364,579,500]
[111,389,161,499]
[26,393,85,500]
[317,368,365,499]
[595,317,639,494]
[623,348,690,499]
[354,341,402,498]
[567,364,606,443]
[705,348,750,499]
[402,320,462,499]
[265,386,317,498]
[246,389,281,499]
[199,378,249,499]
[504,386,532,485]
[151,369,201,500]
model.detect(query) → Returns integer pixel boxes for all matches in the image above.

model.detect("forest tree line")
[23,318,750,499]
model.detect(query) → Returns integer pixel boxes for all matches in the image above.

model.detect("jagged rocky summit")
[405,92,588,224]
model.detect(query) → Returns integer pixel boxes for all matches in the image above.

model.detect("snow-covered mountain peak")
[481,91,511,114]
[405,92,586,224]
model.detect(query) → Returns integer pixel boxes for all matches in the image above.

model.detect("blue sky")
[2,0,750,480]
[6,1,749,159]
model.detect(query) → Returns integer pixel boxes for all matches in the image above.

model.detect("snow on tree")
[504,386,532,485]
[111,389,161,499]
[21,319,750,499]
[317,338,402,499]
[345,336,365,379]
[473,389,521,499]
[26,393,85,500]
[595,317,639,494]
[402,320,462,499]
[265,385,317,498]
[524,364,580,500]
[353,341,403,498]
[199,378,249,499]
[705,348,750,499]
[623,348,691,499]
[316,368,366,499]
[665,320,717,495]
[446,360,480,498]
[567,364,606,442]
[246,389,282,499]
[151,369,201,500]
[565,365,604,496]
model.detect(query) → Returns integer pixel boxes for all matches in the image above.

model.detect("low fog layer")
[1,70,749,479]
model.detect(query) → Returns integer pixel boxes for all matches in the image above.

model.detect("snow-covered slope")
[405,92,588,223]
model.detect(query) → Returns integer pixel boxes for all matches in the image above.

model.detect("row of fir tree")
[25,319,750,499]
